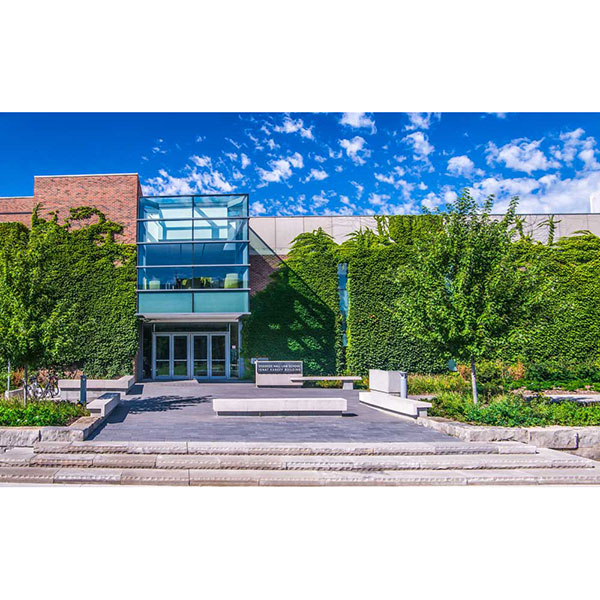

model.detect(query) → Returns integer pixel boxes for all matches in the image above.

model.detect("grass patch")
[429,392,600,427]
[0,400,89,427]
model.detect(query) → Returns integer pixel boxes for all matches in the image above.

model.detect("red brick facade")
[249,253,286,295]
[0,174,141,243]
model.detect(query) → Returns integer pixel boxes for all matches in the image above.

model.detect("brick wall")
[0,196,36,227]
[0,174,141,243]
[249,253,286,295]
[34,175,140,243]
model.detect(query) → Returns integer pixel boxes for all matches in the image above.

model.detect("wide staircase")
[1,440,600,485]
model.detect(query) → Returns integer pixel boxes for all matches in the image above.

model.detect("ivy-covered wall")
[345,244,447,376]
[242,229,344,376]
[0,207,137,378]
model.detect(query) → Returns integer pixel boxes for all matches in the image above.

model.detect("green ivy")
[0,207,137,377]
[242,228,343,375]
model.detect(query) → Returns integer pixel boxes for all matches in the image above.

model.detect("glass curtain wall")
[137,195,250,314]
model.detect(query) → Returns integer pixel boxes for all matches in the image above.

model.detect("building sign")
[256,361,303,375]
[255,360,303,387]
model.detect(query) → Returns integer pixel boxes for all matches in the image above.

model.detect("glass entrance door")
[191,333,229,378]
[211,334,227,377]
[153,333,190,379]
[172,335,189,378]
[155,334,171,378]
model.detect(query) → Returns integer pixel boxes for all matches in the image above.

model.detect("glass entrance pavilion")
[136,194,250,380]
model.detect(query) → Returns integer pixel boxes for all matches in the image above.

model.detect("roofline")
[248,213,600,218]
[0,196,34,200]
[34,173,139,179]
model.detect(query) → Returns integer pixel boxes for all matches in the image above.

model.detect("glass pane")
[193,195,248,218]
[193,219,247,241]
[138,268,194,290]
[139,244,193,266]
[156,360,170,377]
[173,361,188,377]
[174,336,188,360]
[192,266,248,289]
[138,292,193,314]
[193,335,208,359]
[193,242,247,265]
[211,362,226,377]
[138,220,193,243]
[212,335,226,360]
[194,361,208,377]
[156,336,170,361]
[139,197,193,220]
[193,291,249,313]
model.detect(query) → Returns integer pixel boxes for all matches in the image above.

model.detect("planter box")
[418,416,600,450]
[59,375,134,402]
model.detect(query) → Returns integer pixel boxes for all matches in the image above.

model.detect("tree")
[396,190,536,402]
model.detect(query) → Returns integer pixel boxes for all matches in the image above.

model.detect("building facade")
[3,172,600,382]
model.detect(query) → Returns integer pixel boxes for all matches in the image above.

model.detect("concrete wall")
[249,213,600,255]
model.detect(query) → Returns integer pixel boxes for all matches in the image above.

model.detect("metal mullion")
[137,264,250,269]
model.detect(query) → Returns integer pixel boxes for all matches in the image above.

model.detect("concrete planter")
[418,416,600,452]
[58,375,134,402]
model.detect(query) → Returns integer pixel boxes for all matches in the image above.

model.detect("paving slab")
[31,454,95,468]
[93,454,157,468]
[0,466,59,483]
[53,468,123,484]
[121,468,190,485]
[89,382,457,443]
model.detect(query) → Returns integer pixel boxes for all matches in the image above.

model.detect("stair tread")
[32,440,537,456]
[1,465,600,485]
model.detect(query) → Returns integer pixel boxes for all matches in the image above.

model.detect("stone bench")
[59,375,135,403]
[290,376,362,390]
[213,397,347,416]
[86,392,121,418]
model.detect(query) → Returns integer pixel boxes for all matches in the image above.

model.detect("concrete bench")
[290,376,362,390]
[213,397,347,416]
[59,375,135,403]
[86,392,121,418]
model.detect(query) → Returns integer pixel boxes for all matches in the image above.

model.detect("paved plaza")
[90,381,457,443]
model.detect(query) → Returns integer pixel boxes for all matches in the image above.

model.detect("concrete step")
[4,447,593,471]
[1,465,600,486]
[32,440,538,456]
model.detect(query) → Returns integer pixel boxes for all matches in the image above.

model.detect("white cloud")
[224,152,237,162]
[241,153,251,169]
[350,180,364,198]
[250,200,266,215]
[447,155,482,177]
[469,170,600,213]
[313,154,327,163]
[403,131,435,171]
[273,116,314,139]
[305,168,329,182]
[339,136,371,165]
[310,192,330,211]
[486,138,560,174]
[190,155,211,168]
[256,152,304,184]
[405,112,440,130]
[340,112,376,134]
[225,137,241,149]
[143,164,235,196]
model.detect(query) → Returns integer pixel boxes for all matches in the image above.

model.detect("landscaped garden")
[0,399,88,427]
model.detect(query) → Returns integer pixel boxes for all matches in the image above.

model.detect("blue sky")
[1,112,600,215]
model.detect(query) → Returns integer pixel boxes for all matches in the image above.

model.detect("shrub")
[0,400,88,427]
[429,392,600,427]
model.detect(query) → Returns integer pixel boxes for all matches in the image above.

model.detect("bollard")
[80,374,87,406]
[399,371,408,399]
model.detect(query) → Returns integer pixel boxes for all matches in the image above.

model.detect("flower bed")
[0,400,89,427]
[429,392,600,428]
